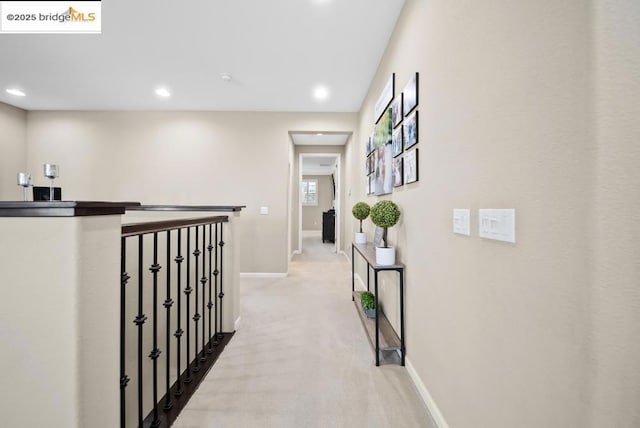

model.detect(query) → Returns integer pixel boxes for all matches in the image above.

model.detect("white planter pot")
[376,246,396,266]
[354,232,367,244]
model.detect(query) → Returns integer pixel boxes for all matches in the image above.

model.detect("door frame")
[298,152,341,254]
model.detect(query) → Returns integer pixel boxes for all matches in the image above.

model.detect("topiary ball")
[370,200,401,229]
[352,202,371,220]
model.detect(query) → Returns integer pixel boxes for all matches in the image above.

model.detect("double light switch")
[478,209,516,243]
[453,208,516,243]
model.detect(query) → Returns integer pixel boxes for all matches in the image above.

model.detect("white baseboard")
[354,273,367,292]
[406,357,450,428]
[290,250,301,260]
[239,272,288,278]
[339,250,350,263]
[234,316,241,331]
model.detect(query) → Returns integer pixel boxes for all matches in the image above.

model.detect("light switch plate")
[260,206,269,215]
[453,209,470,236]
[478,209,516,243]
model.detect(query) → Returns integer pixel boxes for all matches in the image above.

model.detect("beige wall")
[302,174,334,231]
[0,102,27,200]
[349,0,639,427]
[25,111,357,274]
[0,215,120,428]
[591,0,640,426]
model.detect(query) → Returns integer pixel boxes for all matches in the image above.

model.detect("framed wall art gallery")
[365,72,420,195]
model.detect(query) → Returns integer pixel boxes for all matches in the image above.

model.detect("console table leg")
[375,270,380,367]
[367,265,370,292]
[399,269,405,366]
[351,244,355,301]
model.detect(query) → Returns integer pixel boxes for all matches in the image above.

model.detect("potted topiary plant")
[361,291,376,318]
[352,202,370,244]
[370,200,401,265]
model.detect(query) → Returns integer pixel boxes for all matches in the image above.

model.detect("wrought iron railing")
[120,216,233,427]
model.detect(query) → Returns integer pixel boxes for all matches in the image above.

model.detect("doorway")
[299,153,341,255]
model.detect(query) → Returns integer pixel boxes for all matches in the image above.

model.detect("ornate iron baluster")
[149,233,162,427]
[200,225,207,361]
[207,224,214,353]
[120,237,130,428]
[184,227,192,383]
[193,226,201,372]
[213,223,220,346]
[218,224,224,339]
[163,230,174,411]
[174,229,184,396]
[134,235,147,427]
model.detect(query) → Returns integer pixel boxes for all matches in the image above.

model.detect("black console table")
[351,243,405,366]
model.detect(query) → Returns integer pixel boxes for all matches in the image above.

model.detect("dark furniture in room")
[322,209,335,243]
[33,186,62,201]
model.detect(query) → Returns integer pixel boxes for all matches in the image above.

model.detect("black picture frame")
[366,135,375,156]
[374,73,395,124]
[393,157,404,187]
[403,72,419,117]
[391,94,403,128]
[366,153,375,175]
[403,111,418,150]
[392,128,403,157]
[404,148,419,184]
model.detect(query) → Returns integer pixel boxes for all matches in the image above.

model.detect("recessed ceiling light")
[316,133,323,136]
[220,73,233,82]
[6,88,26,97]
[155,88,171,97]
[313,86,329,101]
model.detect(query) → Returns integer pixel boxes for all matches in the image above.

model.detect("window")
[301,179,318,206]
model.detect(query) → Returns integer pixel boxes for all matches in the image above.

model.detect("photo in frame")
[393,156,404,187]
[403,72,419,116]
[404,148,419,184]
[366,137,372,156]
[368,174,376,195]
[404,111,418,150]
[391,94,403,128]
[374,73,395,124]
[392,128,403,157]
[374,227,384,247]
[375,143,393,195]
[374,108,393,196]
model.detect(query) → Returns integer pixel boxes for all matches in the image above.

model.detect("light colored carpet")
[173,231,434,428]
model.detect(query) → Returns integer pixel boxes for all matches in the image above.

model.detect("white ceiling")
[0,0,406,111]
[294,132,347,174]
[302,155,338,176]
[290,132,351,146]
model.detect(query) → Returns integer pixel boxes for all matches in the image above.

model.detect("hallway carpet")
[173,231,434,427]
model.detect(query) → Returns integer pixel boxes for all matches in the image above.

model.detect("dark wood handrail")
[121,216,228,237]
[127,205,245,212]
[0,201,138,217]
